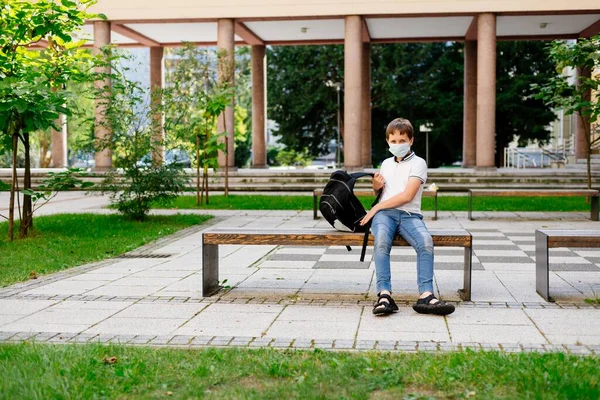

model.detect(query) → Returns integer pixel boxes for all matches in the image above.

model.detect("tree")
[266,41,556,167]
[93,49,188,220]
[531,36,600,189]
[163,44,234,205]
[267,45,344,158]
[0,0,101,240]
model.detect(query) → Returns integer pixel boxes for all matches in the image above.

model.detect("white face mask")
[389,143,411,159]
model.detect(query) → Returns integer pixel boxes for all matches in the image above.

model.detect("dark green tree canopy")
[267,41,556,167]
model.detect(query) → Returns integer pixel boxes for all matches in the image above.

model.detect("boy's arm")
[372,177,421,211]
[359,178,421,226]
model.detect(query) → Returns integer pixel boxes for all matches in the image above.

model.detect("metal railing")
[504,147,571,168]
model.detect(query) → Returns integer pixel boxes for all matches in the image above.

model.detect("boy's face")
[386,130,413,147]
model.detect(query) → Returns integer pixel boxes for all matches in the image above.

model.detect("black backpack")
[319,171,381,261]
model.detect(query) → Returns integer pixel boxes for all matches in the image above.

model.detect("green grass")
[155,194,592,212]
[0,214,212,287]
[0,344,598,399]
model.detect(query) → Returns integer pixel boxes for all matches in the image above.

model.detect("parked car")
[136,149,192,168]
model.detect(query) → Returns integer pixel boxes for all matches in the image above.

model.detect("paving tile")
[271,338,293,348]
[314,339,334,349]
[267,320,358,340]
[355,340,376,350]
[113,303,208,319]
[376,340,397,350]
[150,335,175,345]
[0,299,59,315]
[249,337,273,348]
[189,336,214,346]
[85,318,185,336]
[450,324,547,344]
[229,336,253,346]
[169,335,194,345]
[334,339,354,349]
[292,339,313,349]
[129,335,157,344]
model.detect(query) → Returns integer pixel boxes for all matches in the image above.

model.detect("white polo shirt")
[379,152,428,215]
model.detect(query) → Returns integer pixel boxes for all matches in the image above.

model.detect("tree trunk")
[579,113,592,190]
[19,131,33,238]
[8,132,18,242]
[204,136,209,205]
[196,135,201,205]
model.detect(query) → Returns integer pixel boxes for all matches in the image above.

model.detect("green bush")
[106,164,188,221]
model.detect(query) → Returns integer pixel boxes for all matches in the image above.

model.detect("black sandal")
[373,293,399,315]
[412,294,455,316]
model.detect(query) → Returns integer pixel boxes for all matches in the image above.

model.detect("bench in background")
[202,228,472,300]
[313,189,439,220]
[468,189,599,221]
[535,229,600,302]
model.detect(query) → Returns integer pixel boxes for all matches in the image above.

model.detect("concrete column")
[343,16,363,169]
[475,13,496,169]
[93,21,112,170]
[361,42,372,168]
[150,46,165,165]
[217,18,235,168]
[463,40,477,167]
[251,45,266,168]
[575,66,591,159]
[50,114,67,168]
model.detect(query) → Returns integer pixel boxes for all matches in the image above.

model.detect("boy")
[360,118,454,316]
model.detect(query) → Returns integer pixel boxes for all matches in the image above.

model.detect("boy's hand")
[373,173,385,192]
[360,205,379,226]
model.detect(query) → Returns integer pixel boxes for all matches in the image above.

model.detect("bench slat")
[469,189,599,197]
[314,189,437,197]
[203,229,471,247]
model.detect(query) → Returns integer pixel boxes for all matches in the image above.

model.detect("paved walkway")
[1,192,599,354]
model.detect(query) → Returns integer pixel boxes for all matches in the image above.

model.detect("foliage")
[15,168,94,227]
[531,36,600,189]
[234,104,251,167]
[1,345,599,399]
[104,164,188,221]
[93,50,189,220]
[267,42,556,167]
[0,0,102,240]
[267,45,344,158]
[0,214,212,286]
[275,148,312,167]
[163,44,234,205]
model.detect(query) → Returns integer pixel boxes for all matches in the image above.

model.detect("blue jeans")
[371,209,434,295]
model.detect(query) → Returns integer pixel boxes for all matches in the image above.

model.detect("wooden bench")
[313,189,439,220]
[468,189,599,221]
[535,229,600,302]
[202,228,472,300]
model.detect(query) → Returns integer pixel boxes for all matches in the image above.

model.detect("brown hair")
[386,118,414,140]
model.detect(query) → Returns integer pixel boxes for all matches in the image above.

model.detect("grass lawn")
[0,344,598,399]
[0,214,212,287]
[156,194,592,212]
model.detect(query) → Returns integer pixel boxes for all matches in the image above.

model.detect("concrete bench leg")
[433,195,438,221]
[313,193,318,220]
[202,239,220,297]
[458,245,472,301]
[591,196,599,221]
[535,231,551,302]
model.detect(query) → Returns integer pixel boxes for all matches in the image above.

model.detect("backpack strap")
[349,172,375,181]
[360,188,383,262]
